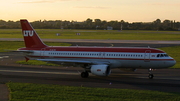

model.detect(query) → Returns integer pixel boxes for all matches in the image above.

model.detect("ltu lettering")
[23,30,34,37]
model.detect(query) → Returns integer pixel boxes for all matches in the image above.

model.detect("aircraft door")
[40,48,45,58]
[144,50,151,62]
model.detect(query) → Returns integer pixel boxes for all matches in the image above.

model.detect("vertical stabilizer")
[20,19,47,48]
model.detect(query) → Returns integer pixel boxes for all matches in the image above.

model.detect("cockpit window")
[164,54,168,57]
[160,54,164,57]
[157,54,169,57]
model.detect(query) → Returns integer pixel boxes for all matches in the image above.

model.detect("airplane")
[17,19,176,79]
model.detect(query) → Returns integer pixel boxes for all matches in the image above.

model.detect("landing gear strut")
[148,68,154,79]
[81,71,89,78]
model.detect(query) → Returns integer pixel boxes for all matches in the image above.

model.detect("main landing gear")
[81,71,89,78]
[148,68,154,79]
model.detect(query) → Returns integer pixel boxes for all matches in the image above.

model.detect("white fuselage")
[26,48,176,69]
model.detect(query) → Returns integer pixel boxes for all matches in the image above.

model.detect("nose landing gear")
[148,68,154,79]
[148,74,154,79]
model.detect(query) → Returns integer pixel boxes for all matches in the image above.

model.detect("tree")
[153,19,161,30]
[0,18,179,30]
[85,18,93,29]
[163,20,171,30]
[94,19,102,29]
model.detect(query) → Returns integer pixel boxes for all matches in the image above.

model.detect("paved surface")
[1,64,180,92]
[0,84,9,101]
[0,41,180,100]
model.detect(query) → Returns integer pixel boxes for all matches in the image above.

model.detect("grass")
[0,41,71,52]
[1,41,25,51]
[16,60,60,66]
[0,29,180,40]
[7,82,180,101]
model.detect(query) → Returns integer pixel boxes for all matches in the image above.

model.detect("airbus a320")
[17,19,176,79]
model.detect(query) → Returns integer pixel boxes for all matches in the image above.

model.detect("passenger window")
[157,54,160,57]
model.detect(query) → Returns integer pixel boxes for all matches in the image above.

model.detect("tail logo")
[23,30,34,37]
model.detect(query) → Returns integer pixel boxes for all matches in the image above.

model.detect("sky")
[0,0,179,22]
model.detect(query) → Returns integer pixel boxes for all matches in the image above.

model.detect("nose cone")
[168,59,176,67]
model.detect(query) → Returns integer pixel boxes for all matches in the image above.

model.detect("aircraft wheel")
[81,72,89,78]
[148,74,154,79]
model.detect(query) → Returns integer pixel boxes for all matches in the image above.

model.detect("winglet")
[20,19,47,48]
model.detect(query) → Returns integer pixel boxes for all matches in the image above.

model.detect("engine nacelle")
[90,65,111,76]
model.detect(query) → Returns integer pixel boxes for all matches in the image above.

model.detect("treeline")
[0,18,180,30]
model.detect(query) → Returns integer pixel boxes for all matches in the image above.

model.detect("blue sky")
[0,0,179,22]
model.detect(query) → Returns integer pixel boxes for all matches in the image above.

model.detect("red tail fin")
[20,19,47,48]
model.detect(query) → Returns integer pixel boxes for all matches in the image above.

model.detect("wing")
[37,58,110,65]
[4,49,34,53]
[11,50,34,53]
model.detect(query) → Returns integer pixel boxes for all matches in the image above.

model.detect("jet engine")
[90,65,111,76]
